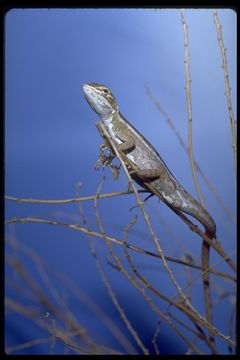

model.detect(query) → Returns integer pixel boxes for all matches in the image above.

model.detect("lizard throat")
[101,112,122,145]
[102,110,118,124]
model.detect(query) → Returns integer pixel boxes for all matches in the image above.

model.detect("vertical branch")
[180,9,206,208]
[180,9,215,347]
[213,9,237,173]
[144,82,236,224]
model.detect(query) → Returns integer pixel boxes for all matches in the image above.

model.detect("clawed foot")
[94,153,113,170]
[94,145,121,180]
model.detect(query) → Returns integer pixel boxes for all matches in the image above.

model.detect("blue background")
[5,8,236,354]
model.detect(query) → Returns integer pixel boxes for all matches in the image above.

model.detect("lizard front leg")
[121,152,163,180]
[115,133,164,180]
[97,122,163,180]
[95,123,121,179]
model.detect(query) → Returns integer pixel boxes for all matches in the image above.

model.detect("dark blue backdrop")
[5,8,236,354]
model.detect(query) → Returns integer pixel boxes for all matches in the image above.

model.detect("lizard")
[83,82,216,342]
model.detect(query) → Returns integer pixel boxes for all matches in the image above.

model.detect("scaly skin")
[83,82,216,342]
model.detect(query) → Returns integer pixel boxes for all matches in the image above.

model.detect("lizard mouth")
[83,83,93,100]
[83,84,98,112]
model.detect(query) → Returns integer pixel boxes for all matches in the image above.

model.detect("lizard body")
[83,83,216,340]
[83,83,216,237]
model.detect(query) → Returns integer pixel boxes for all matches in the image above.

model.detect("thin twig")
[5,217,236,282]
[5,190,148,204]
[6,337,54,354]
[228,300,236,354]
[95,183,203,353]
[174,249,236,305]
[93,177,149,354]
[72,183,138,354]
[180,16,213,338]
[166,206,236,272]
[180,9,206,208]
[213,9,237,172]
[5,216,235,346]
[152,321,161,355]
[121,218,205,353]
[7,234,136,354]
[144,82,236,224]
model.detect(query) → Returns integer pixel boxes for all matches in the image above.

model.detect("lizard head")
[83,83,118,119]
